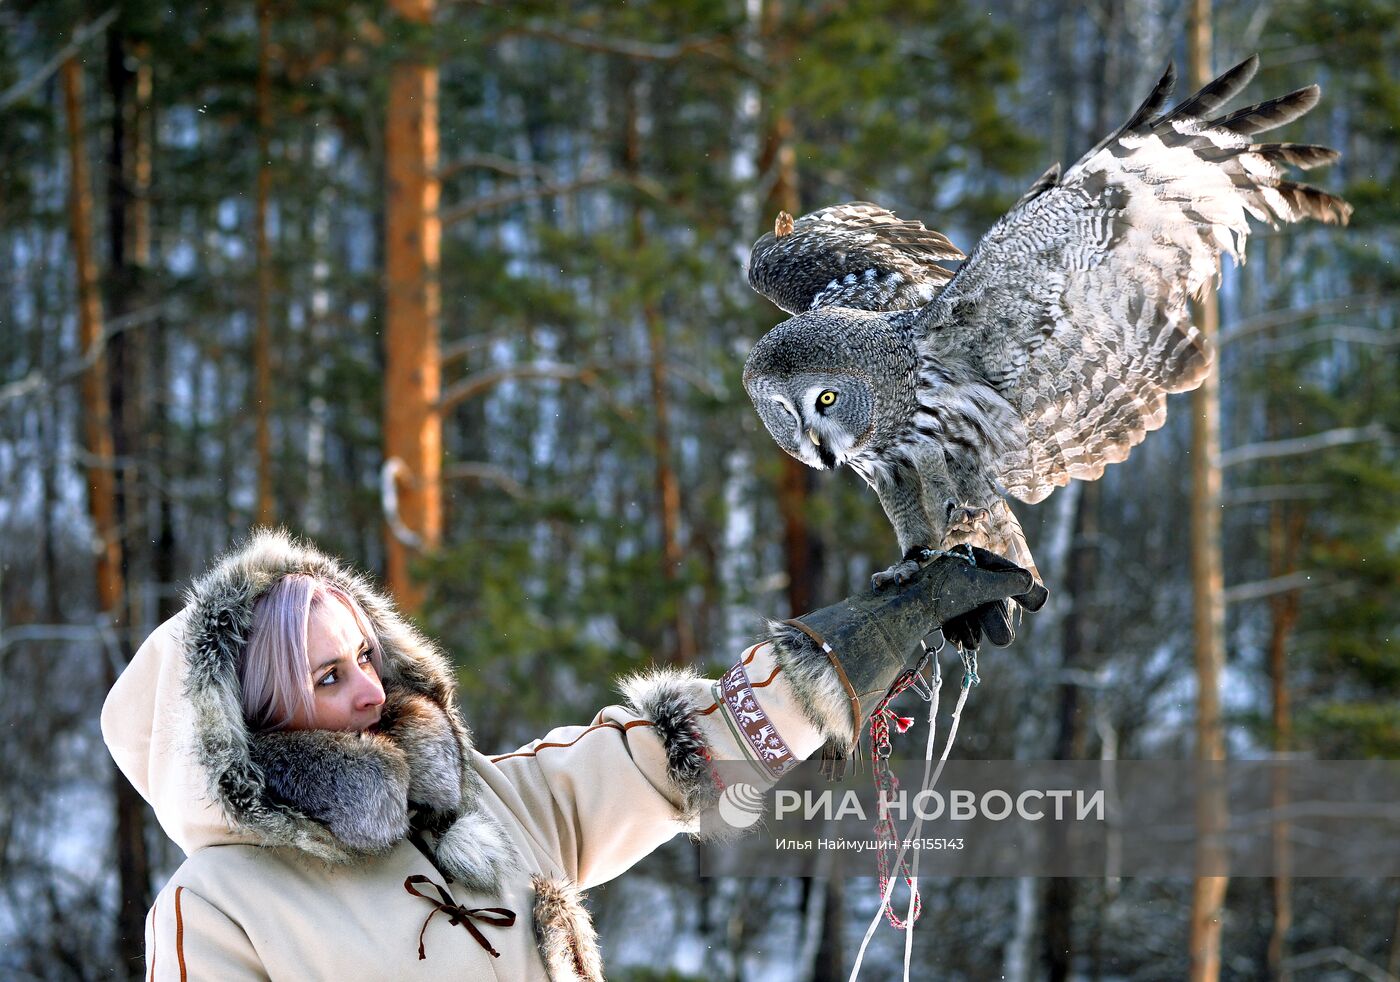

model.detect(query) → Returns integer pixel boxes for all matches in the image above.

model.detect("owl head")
[742,309,912,471]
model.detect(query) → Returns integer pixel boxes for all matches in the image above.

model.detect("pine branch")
[446,2,762,76]
[0,8,118,112]
[1224,572,1318,605]
[440,171,674,225]
[0,303,168,406]
[1245,324,1400,357]
[437,153,552,183]
[442,462,527,499]
[441,333,518,366]
[1281,947,1399,982]
[439,173,613,226]
[1223,484,1331,507]
[1218,292,1397,347]
[439,360,638,421]
[440,361,598,409]
[1219,424,1389,470]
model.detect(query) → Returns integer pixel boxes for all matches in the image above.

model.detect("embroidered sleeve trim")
[716,653,798,781]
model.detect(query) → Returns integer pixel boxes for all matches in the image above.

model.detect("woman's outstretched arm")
[476,550,1036,889]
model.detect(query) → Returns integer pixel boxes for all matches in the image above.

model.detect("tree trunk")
[105,25,148,640]
[1042,482,1099,981]
[254,0,276,526]
[1265,474,1304,979]
[624,68,693,664]
[1186,2,1228,977]
[753,5,831,973]
[383,0,443,610]
[64,55,149,980]
[757,0,822,617]
[812,875,844,982]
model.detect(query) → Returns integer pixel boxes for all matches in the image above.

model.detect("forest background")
[1,0,1397,979]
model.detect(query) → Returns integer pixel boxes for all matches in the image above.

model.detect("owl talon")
[871,546,942,590]
[872,560,922,591]
[944,504,992,549]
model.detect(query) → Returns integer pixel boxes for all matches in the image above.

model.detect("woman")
[103,529,1035,979]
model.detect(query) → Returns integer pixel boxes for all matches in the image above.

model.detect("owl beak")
[807,429,821,447]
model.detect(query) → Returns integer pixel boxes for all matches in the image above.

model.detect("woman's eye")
[818,390,838,408]
[358,648,372,665]
[317,670,338,687]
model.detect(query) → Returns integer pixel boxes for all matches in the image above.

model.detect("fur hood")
[102,529,516,894]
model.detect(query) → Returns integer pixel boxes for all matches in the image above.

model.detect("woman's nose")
[355,665,386,711]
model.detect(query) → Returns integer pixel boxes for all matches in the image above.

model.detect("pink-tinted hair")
[240,573,384,731]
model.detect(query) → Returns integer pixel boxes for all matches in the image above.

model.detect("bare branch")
[499,21,733,63]
[441,333,518,366]
[437,153,551,183]
[440,359,639,421]
[0,9,118,112]
[1223,484,1331,507]
[1282,947,1399,982]
[1219,292,1398,347]
[440,361,600,410]
[1224,571,1318,606]
[445,2,762,78]
[0,624,104,653]
[0,303,169,407]
[440,173,614,226]
[441,166,688,227]
[1219,424,1389,470]
[442,462,527,499]
[1245,324,1400,358]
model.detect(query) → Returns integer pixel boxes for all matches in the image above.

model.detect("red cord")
[869,667,924,930]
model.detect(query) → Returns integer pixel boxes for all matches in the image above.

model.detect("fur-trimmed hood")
[102,529,515,892]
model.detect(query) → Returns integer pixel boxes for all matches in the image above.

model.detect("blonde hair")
[240,573,384,731]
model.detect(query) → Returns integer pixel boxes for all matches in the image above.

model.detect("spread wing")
[747,202,964,315]
[920,56,1352,503]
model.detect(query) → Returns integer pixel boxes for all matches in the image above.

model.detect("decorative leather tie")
[403,875,517,960]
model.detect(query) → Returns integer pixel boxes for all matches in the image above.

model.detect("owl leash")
[849,630,980,982]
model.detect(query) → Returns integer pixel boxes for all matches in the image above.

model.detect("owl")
[743,57,1351,595]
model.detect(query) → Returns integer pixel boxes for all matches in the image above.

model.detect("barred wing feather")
[747,202,964,315]
[919,56,1351,504]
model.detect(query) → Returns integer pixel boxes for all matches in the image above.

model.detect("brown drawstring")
[403,875,516,960]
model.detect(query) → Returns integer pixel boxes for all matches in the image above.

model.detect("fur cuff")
[619,667,722,821]
[764,619,858,750]
[532,875,604,982]
[250,730,410,854]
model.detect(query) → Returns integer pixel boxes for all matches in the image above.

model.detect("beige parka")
[102,530,860,980]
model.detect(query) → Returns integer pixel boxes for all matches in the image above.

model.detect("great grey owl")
[743,57,1351,595]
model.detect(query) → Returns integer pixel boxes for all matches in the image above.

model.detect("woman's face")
[286,599,385,732]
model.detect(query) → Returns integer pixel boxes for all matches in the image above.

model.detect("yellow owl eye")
[818,390,838,408]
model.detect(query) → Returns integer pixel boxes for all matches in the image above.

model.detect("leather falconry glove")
[778,547,1037,744]
[940,548,1049,651]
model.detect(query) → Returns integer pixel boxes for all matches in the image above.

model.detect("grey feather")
[742,57,1350,593]
[748,202,963,315]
